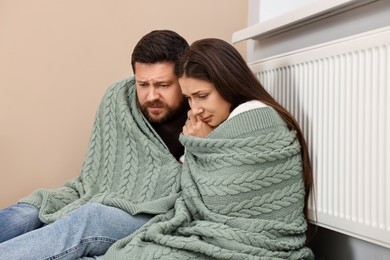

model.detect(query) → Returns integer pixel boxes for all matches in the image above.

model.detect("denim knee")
[74,203,107,219]
[0,203,43,243]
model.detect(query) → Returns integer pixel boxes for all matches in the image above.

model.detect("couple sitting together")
[0,30,314,259]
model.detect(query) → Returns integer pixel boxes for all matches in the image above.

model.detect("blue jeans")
[0,203,152,259]
[0,203,44,243]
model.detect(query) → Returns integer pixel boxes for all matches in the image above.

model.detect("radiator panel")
[249,27,390,248]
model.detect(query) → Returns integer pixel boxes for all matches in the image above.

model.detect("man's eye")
[159,84,169,88]
[198,95,207,99]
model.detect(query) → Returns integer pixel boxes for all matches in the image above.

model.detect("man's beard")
[140,98,187,123]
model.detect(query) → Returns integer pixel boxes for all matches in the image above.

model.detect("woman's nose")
[191,104,204,116]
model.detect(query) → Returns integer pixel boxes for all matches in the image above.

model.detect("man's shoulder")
[101,76,136,99]
[98,76,136,105]
[108,76,135,91]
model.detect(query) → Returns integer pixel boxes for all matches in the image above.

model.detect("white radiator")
[249,26,390,248]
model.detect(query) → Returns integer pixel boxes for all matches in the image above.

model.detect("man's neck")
[151,110,188,161]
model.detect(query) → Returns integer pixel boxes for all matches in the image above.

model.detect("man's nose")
[146,87,159,101]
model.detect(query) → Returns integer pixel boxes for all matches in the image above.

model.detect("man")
[0,30,189,259]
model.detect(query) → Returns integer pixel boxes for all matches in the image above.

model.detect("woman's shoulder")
[208,101,287,139]
[227,100,268,120]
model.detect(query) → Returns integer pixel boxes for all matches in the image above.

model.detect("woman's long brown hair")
[176,38,315,242]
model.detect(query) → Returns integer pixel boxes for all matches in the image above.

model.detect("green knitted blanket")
[19,77,182,224]
[104,106,314,259]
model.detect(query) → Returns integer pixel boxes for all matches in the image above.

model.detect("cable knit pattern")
[19,77,182,223]
[104,106,314,259]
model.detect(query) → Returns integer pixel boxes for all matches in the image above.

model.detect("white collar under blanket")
[104,106,314,260]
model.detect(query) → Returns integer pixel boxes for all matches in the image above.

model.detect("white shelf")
[232,0,377,43]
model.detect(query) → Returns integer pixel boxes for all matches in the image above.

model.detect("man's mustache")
[144,101,164,107]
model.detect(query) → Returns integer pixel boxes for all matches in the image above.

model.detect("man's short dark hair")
[131,30,189,75]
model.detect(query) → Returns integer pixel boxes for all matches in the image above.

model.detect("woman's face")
[179,76,231,128]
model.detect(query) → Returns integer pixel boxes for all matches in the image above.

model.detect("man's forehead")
[136,77,173,83]
[134,62,175,82]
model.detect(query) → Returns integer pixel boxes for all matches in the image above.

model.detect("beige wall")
[0,0,248,208]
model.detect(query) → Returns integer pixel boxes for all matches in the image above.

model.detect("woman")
[104,38,314,259]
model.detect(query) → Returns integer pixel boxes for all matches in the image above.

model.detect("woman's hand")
[182,110,213,138]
